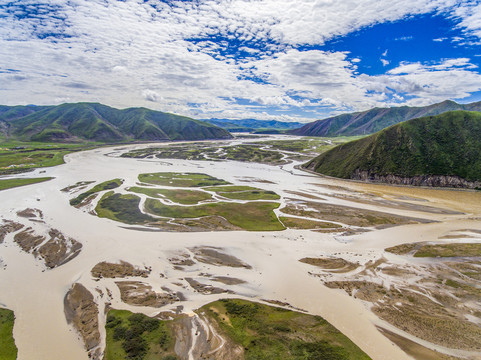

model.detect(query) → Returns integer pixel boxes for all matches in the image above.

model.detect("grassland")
[0,177,52,191]
[254,138,341,154]
[206,185,280,200]
[138,172,230,187]
[70,178,123,206]
[104,309,177,360]
[90,172,285,231]
[145,199,284,231]
[96,192,155,224]
[0,141,97,175]
[129,186,213,204]
[219,144,285,164]
[121,136,364,166]
[0,308,17,360]
[128,144,286,164]
[202,299,371,360]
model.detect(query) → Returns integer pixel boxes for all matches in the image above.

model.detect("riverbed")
[1,137,480,360]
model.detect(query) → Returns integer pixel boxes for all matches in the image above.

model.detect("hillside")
[304,111,481,189]
[290,100,481,137]
[204,118,303,132]
[0,103,232,142]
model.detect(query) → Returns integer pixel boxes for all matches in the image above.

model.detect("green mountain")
[290,100,481,137]
[204,118,304,132]
[0,103,232,142]
[304,111,481,189]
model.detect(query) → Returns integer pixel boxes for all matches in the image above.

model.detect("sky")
[1,0,481,122]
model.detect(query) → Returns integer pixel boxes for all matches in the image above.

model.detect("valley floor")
[0,135,480,360]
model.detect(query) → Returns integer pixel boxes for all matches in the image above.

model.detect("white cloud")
[381,59,390,66]
[0,0,480,121]
[365,58,481,106]
[450,2,481,41]
[142,89,160,102]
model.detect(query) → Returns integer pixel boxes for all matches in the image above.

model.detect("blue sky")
[1,1,481,122]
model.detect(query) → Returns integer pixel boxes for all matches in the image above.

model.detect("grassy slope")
[0,177,52,191]
[4,103,231,142]
[0,308,17,360]
[203,299,371,360]
[306,111,481,182]
[291,100,481,137]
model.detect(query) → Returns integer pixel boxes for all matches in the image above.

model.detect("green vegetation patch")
[129,186,213,205]
[203,299,370,360]
[205,185,280,200]
[219,145,284,164]
[123,144,286,165]
[96,192,155,224]
[306,111,481,184]
[0,308,17,360]
[204,185,259,192]
[70,178,123,206]
[104,309,177,360]
[414,243,481,258]
[279,216,341,230]
[0,176,52,191]
[145,199,284,231]
[0,141,96,175]
[138,172,230,187]
[253,138,338,154]
[386,242,481,257]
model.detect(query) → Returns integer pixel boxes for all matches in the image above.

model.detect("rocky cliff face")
[351,169,481,189]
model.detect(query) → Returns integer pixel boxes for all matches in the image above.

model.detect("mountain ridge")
[304,110,481,189]
[0,103,232,142]
[290,100,481,137]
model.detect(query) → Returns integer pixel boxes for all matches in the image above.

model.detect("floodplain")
[0,135,480,360]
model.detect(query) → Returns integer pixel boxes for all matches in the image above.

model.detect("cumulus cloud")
[142,89,160,102]
[451,2,481,41]
[0,0,480,120]
[365,58,481,106]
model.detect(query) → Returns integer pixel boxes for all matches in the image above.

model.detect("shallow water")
[0,137,479,360]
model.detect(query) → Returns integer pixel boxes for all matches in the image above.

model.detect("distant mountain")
[203,118,304,132]
[290,100,481,137]
[0,103,232,142]
[304,111,481,189]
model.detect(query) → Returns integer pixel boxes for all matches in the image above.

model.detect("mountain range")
[0,103,232,143]
[203,118,303,132]
[290,100,481,137]
[304,110,481,188]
